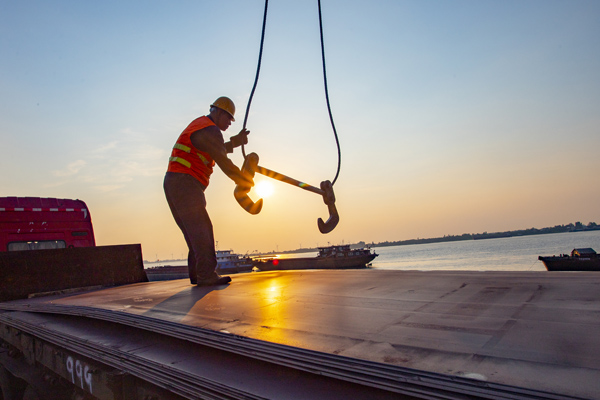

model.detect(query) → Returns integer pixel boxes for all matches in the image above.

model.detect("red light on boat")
[272,259,279,266]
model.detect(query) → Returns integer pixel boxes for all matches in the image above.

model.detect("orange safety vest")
[167,116,216,187]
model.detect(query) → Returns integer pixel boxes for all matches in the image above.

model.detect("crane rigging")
[235,0,342,234]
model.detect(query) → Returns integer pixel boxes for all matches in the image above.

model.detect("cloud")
[93,184,125,192]
[52,160,86,177]
[68,129,168,194]
[45,128,168,195]
[92,141,118,156]
[42,181,67,188]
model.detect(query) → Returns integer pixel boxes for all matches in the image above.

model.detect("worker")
[164,96,253,286]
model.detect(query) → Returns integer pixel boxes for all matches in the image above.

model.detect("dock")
[1,269,599,399]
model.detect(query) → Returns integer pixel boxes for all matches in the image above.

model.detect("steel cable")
[317,0,341,185]
[242,0,341,185]
[241,0,269,159]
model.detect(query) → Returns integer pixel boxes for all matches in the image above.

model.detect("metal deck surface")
[4,270,600,399]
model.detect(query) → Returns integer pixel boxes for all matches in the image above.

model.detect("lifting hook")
[234,152,340,234]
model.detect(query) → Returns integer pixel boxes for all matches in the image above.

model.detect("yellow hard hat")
[211,96,235,121]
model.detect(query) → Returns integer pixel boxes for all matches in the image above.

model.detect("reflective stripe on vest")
[171,143,211,167]
[174,143,191,153]
[169,156,191,168]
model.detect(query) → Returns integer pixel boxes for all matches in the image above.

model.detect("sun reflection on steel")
[256,276,289,342]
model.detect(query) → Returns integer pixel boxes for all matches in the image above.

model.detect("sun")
[254,180,274,198]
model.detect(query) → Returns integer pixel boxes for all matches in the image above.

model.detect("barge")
[252,244,377,271]
[538,247,600,271]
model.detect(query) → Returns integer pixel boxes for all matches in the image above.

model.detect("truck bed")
[1,270,599,399]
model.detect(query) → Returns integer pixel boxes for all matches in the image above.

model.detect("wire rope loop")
[242,0,341,186]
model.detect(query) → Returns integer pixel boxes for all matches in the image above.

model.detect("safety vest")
[167,116,216,187]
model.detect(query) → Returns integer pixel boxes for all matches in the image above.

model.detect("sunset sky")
[2,1,599,259]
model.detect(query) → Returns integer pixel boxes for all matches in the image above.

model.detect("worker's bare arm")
[191,128,251,186]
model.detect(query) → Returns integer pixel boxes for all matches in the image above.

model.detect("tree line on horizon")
[368,221,599,248]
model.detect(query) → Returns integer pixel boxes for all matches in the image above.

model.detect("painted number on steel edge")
[66,356,93,394]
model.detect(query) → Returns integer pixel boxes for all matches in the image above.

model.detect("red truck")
[0,197,95,251]
[0,197,141,305]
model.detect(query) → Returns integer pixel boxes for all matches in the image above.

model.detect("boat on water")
[252,244,378,272]
[538,248,600,271]
[215,249,253,274]
[145,250,253,281]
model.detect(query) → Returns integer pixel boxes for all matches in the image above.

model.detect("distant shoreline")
[371,224,600,248]
[145,222,599,262]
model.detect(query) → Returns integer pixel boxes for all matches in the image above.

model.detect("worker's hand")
[230,128,249,148]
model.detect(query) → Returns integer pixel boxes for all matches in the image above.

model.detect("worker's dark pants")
[163,172,217,282]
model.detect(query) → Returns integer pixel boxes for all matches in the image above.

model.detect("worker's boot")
[196,271,231,287]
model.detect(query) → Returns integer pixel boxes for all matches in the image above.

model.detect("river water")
[145,231,600,272]
[370,230,600,272]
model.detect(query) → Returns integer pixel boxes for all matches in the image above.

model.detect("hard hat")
[211,96,235,121]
